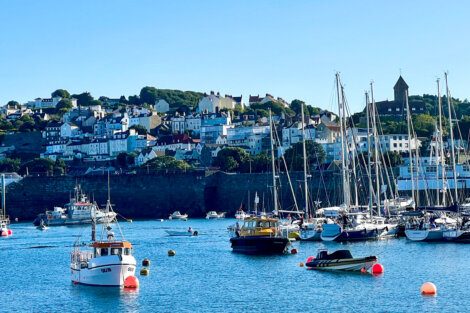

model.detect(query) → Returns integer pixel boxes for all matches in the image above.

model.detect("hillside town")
[0,76,468,175]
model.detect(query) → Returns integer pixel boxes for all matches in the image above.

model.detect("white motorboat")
[169,211,188,221]
[70,175,137,287]
[235,209,249,220]
[305,249,377,272]
[0,174,12,237]
[205,211,225,219]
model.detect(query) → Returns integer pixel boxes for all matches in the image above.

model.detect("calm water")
[0,219,469,313]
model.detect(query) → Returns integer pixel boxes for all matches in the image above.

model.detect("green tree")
[19,158,66,175]
[213,147,251,172]
[140,86,158,105]
[56,99,73,114]
[18,115,35,132]
[0,158,20,172]
[51,89,70,98]
[116,152,136,168]
[71,92,94,106]
[251,152,271,173]
[130,124,148,135]
[283,141,326,170]
[290,99,306,115]
[142,156,191,171]
[412,114,435,137]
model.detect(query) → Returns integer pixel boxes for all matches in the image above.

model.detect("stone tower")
[393,75,409,105]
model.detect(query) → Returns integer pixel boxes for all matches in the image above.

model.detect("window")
[111,248,122,255]
[101,248,109,256]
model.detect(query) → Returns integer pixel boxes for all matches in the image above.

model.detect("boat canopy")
[91,241,132,249]
[317,249,353,260]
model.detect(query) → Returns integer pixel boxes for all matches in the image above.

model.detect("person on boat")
[188,227,193,233]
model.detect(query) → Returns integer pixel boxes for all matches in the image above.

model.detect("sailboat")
[0,174,12,237]
[320,75,394,242]
[70,172,137,286]
[229,110,290,254]
[405,74,458,242]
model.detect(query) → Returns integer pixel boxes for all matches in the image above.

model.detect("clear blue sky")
[1,0,469,113]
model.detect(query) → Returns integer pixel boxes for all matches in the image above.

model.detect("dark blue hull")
[230,236,289,255]
[334,229,380,242]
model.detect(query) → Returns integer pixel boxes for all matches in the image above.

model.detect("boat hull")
[230,236,289,255]
[321,223,381,242]
[300,229,322,241]
[166,230,196,236]
[443,230,470,243]
[306,256,377,271]
[405,229,445,242]
[71,263,136,287]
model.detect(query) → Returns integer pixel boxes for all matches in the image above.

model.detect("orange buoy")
[124,276,139,289]
[420,282,437,296]
[299,262,304,267]
[360,267,367,274]
[291,248,298,254]
[7,229,12,236]
[371,263,384,275]
[306,256,315,264]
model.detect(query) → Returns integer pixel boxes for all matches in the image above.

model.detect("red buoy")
[124,276,139,289]
[371,263,384,275]
[7,229,12,235]
[291,248,298,254]
[421,282,437,296]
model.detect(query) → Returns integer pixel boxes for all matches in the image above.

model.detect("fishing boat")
[229,110,290,255]
[33,184,116,226]
[168,211,188,221]
[230,216,290,254]
[166,227,198,236]
[235,209,249,220]
[70,174,136,287]
[305,249,377,272]
[205,211,225,219]
[0,174,12,237]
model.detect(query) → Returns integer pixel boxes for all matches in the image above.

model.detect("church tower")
[393,75,409,105]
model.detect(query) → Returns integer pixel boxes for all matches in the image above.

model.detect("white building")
[27,97,77,109]
[135,149,157,166]
[282,122,316,148]
[60,123,80,138]
[201,124,233,144]
[171,114,186,134]
[197,92,237,113]
[227,125,270,155]
[155,99,170,113]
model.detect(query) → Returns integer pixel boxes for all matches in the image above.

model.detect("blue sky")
[0,0,468,113]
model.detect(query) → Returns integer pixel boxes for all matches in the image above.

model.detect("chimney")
[210,91,214,95]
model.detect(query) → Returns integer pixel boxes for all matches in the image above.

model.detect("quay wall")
[5,171,343,220]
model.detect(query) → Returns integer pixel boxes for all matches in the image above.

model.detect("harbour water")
[1,219,469,313]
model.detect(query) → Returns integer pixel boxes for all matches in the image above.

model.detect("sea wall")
[5,170,344,220]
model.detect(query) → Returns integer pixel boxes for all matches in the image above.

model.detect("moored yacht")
[33,184,116,226]
[169,211,188,221]
[404,211,457,242]
[0,174,12,237]
[235,209,249,220]
[205,211,225,219]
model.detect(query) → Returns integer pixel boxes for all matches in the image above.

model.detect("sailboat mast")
[370,83,381,217]
[437,78,446,206]
[445,72,459,204]
[366,92,373,216]
[1,174,5,218]
[405,90,416,206]
[336,73,349,208]
[269,109,278,213]
[301,103,309,216]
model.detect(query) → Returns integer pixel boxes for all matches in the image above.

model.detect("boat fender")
[384,226,388,232]
[168,250,176,256]
[193,231,198,236]
[140,268,149,276]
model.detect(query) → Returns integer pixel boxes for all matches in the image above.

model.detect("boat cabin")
[240,217,280,237]
[91,241,133,258]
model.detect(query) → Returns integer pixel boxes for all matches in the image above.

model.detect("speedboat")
[166,228,198,236]
[229,216,290,255]
[33,184,116,226]
[305,249,377,271]
[169,211,188,221]
[205,211,225,219]
[235,209,249,220]
[70,199,136,287]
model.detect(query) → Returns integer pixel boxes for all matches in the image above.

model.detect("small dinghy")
[166,227,198,237]
[306,249,377,272]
